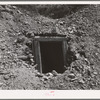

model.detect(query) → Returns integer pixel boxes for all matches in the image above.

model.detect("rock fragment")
[36,72,43,77]
[0,82,3,87]
[78,79,85,84]
[52,70,58,76]
[46,73,53,77]
[93,71,98,75]
[43,76,49,81]
[0,70,10,75]
[68,73,75,79]
[3,75,10,80]
[18,55,28,60]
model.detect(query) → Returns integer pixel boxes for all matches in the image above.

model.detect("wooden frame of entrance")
[33,36,67,73]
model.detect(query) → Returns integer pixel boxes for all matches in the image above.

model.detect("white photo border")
[0,1,100,99]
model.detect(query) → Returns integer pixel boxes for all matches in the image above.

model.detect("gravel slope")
[0,5,100,90]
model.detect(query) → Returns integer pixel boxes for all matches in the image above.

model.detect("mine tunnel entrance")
[40,41,65,73]
[34,36,67,73]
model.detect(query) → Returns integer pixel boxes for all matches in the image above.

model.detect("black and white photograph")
[0,3,100,91]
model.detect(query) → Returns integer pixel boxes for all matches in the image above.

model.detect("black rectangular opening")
[40,41,65,73]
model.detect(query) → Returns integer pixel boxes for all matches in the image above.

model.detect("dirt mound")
[0,5,100,90]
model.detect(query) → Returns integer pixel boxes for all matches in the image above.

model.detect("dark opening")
[40,41,65,73]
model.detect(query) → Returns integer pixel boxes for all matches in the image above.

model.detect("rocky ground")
[0,5,100,89]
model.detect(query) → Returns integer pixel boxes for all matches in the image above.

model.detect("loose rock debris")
[0,5,99,89]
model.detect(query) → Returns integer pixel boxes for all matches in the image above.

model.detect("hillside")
[0,5,100,89]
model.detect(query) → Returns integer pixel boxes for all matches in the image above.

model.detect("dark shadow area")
[16,5,88,19]
[66,46,77,67]
[40,41,65,73]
